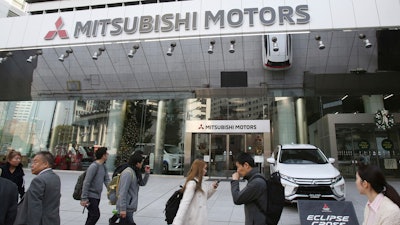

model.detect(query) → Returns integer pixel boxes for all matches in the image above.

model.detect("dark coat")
[231,168,267,225]
[0,177,18,225]
[0,162,25,198]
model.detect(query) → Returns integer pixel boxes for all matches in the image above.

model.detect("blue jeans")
[85,198,100,225]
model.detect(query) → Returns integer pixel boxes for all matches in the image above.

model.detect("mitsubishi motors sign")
[0,0,399,50]
[185,120,270,133]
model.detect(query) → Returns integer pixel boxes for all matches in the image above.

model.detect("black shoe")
[109,214,119,224]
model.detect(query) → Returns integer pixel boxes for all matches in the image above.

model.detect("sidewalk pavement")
[23,169,400,225]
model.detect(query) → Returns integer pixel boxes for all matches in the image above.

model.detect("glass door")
[208,134,245,178]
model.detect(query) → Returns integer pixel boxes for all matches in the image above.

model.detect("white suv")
[267,144,345,202]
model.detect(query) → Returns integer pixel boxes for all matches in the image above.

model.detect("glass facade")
[0,97,399,178]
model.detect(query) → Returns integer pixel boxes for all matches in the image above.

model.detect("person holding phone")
[172,159,219,225]
[116,150,150,225]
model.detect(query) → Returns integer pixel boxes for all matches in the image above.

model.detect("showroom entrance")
[184,120,271,178]
[209,134,244,177]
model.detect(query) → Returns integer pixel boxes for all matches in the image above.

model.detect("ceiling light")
[229,39,235,53]
[58,49,73,62]
[27,50,43,63]
[359,34,372,48]
[341,94,348,101]
[92,47,105,60]
[315,35,325,50]
[127,44,140,58]
[208,40,215,54]
[272,37,279,52]
[166,42,176,56]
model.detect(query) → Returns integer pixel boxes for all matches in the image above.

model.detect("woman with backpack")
[356,164,400,225]
[172,159,219,225]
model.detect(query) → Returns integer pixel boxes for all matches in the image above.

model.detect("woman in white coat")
[172,159,219,225]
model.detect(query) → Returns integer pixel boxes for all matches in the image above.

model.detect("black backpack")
[253,172,285,225]
[164,180,197,224]
[164,187,184,224]
[72,171,87,200]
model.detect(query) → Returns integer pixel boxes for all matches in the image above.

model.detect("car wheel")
[163,162,169,174]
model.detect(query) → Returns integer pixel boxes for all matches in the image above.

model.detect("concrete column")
[277,97,297,144]
[362,95,384,113]
[98,123,103,146]
[105,100,126,171]
[102,124,107,146]
[296,98,308,144]
[154,100,167,174]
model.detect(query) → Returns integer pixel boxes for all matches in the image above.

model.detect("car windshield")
[279,148,328,164]
[164,146,183,154]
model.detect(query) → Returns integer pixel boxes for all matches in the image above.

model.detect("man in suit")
[0,177,18,225]
[14,151,61,225]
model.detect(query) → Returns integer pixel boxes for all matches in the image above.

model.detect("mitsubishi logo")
[44,17,69,40]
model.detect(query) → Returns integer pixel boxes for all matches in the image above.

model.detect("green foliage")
[115,100,153,166]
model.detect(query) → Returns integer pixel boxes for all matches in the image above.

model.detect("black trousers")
[85,197,100,225]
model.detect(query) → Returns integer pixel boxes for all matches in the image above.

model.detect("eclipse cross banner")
[298,200,359,225]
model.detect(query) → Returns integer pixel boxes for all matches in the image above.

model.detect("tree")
[115,100,153,166]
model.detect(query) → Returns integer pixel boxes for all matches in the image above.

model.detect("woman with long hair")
[172,159,219,225]
[0,149,25,199]
[356,164,400,225]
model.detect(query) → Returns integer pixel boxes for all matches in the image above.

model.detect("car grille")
[293,178,332,185]
[296,185,334,195]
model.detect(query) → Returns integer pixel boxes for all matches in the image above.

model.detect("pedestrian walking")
[14,151,61,225]
[80,147,110,225]
[230,152,267,225]
[172,159,219,225]
[115,150,150,225]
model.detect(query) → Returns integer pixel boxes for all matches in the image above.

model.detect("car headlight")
[331,175,343,184]
[280,174,296,183]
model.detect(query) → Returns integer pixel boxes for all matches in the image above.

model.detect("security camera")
[27,56,34,63]
[166,42,176,56]
[58,54,65,62]
[229,40,235,53]
[208,40,215,54]
[318,42,325,50]
[92,47,105,60]
[318,43,325,50]
[128,44,140,58]
[127,50,134,58]
[364,40,372,48]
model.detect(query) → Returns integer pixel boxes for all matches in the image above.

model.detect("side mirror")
[267,157,276,164]
[328,158,335,164]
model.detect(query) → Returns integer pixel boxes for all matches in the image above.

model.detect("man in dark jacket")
[0,177,18,225]
[230,152,267,225]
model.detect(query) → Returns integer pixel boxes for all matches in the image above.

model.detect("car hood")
[277,163,340,179]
